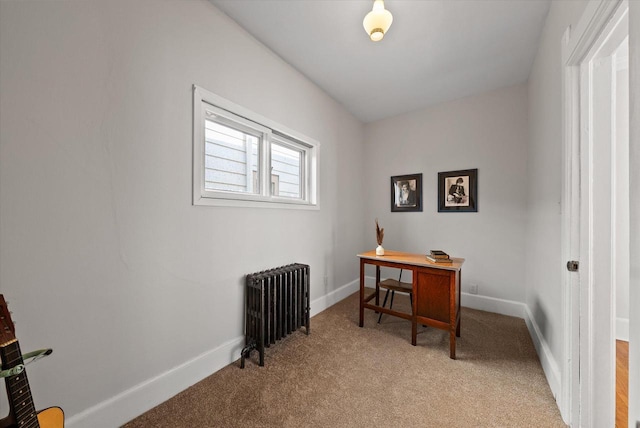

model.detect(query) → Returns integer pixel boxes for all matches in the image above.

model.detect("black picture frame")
[391,173,423,212]
[438,169,478,212]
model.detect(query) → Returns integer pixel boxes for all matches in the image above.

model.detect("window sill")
[193,195,320,210]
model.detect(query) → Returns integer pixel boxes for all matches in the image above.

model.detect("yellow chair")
[378,269,413,323]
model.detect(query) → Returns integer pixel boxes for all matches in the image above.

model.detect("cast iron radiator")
[241,263,310,368]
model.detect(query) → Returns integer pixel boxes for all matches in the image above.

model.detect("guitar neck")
[1,340,40,428]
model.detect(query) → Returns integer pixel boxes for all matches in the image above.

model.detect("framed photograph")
[438,169,477,212]
[391,173,422,212]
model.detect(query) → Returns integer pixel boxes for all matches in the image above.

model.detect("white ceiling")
[210,0,551,123]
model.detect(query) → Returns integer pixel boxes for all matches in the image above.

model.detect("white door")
[562,1,630,426]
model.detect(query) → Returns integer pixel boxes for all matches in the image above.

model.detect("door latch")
[567,261,579,272]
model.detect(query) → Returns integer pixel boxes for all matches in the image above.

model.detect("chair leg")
[378,289,391,323]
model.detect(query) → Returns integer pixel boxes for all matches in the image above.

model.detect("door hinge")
[567,261,579,272]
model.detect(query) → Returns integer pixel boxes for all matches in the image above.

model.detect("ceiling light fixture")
[363,0,393,42]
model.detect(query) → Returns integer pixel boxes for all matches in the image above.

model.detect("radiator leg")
[305,266,310,335]
[240,341,256,369]
[306,303,310,334]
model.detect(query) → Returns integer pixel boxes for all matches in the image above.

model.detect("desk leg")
[411,274,417,346]
[359,259,365,328]
[456,270,461,338]
[450,330,456,359]
[375,266,380,308]
[449,272,457,359]
[411,323,417,346]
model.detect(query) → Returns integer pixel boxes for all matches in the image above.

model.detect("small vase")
[376,245,385,256]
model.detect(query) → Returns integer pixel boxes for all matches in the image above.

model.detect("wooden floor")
[617,340,629,428]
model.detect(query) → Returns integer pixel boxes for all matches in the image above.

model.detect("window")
[193,85,319,208]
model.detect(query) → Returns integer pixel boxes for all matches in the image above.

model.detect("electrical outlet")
[469,283,478,295]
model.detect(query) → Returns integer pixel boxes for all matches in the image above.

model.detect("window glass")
[271,141,303,199]
[204,117,260,194]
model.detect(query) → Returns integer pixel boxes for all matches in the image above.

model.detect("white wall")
[363,85,528,309]
[0,1,365,426]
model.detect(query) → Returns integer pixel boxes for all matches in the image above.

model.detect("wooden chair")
[378,269,413,323]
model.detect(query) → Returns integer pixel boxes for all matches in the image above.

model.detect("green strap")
[22,348,53,362]
[0,348,52,378]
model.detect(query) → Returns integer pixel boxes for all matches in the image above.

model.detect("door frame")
[561,0,628,426]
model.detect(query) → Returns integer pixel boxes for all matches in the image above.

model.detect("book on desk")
[426,250,453,263]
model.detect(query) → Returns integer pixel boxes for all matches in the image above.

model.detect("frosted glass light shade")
[363,0,393,41]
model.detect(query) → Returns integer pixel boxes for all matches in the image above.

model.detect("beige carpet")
[124,291,565,427]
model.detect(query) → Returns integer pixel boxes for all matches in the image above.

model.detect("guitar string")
[2,343,38,425]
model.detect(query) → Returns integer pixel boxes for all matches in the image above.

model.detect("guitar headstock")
[0,295,16,345]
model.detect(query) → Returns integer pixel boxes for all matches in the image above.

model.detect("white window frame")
[193,85,319,209]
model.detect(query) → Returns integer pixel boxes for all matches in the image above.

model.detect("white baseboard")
[523,306,561,403]
[461,292,526,318]
[310,279,360,317]
[66,279,361,428]
[617,317,629,341]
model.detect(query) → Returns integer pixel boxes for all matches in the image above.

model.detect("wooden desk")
[358,250,464,359]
